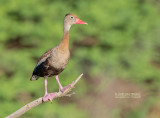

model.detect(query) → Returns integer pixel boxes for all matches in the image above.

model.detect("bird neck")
[59,20,72,50]
[59,30,69,50]
[63,22,71,32]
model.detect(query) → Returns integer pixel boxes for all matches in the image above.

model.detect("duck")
[30,13,87,102]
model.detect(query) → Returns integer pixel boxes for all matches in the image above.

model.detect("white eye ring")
[70,16,74,19]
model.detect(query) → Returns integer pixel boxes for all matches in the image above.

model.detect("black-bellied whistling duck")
[30,13,87,102]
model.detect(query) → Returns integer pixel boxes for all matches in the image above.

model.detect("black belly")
[32,61,64,77]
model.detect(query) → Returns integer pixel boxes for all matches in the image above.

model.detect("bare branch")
[6,74,83,118]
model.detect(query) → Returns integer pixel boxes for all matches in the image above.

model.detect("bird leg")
[42,77,57,103]
[55,75,71,93]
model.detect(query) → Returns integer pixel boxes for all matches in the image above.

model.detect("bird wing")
[37,49,52,67]
[32,49,53,77]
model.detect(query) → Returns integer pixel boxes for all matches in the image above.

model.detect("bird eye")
[70,16,74,19]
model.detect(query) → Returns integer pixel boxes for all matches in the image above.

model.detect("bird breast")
[50,47,70,70]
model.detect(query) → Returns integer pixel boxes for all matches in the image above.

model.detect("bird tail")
[30,75,40,81]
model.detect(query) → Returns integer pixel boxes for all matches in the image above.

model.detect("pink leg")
[42,77,56,103]
[55,75,71,93]
[55,75,63,90]
[44,77,48,95]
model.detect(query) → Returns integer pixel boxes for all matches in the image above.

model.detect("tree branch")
[6,74,83,118]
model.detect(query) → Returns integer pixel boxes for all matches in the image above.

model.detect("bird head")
[64,13,87,31]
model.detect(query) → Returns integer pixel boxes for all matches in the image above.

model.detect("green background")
[0,0,160,118]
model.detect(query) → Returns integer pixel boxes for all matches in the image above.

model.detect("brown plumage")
[31,46,69,78]
[30,13,87,102]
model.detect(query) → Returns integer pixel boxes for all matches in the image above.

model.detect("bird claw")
[60,84,74,93]
[42,92,57,103]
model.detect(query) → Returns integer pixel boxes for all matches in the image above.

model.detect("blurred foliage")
[0,0,160,118]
